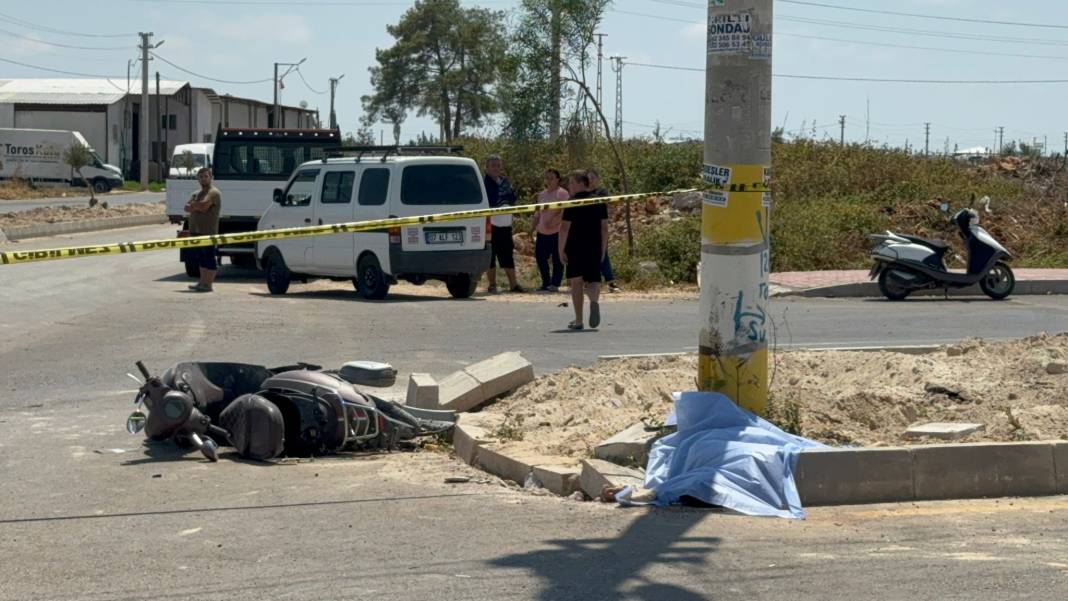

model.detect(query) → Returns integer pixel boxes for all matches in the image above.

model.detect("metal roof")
[0,78,189,105]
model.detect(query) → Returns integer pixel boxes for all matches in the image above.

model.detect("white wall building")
[0,79,320,178]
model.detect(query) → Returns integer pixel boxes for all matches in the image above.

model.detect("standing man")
[184,167,221,293]
[559,170,608,330]
[587,168,622,293]
[532,168,569,292]
[483,155,523,293]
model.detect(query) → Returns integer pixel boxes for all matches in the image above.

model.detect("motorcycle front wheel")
[878,268,912,301]
[979,262,1015,300]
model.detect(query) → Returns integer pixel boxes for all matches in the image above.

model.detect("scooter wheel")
[878,269,911,301]
[979,262,1015,300]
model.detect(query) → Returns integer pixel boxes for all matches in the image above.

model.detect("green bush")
[612,215,701,288]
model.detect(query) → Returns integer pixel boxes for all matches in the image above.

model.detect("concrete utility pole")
[838,115,845,146]
[595,33,607,108]
[328,74,344,130]
[998,126,1005,156]
[273,58,306,128]
[155,72,162,181]
[138,32,153,187]
[699,0,773,415]
[611,56,625,141]
[924,122,931,157]
[1063,131,1067,156]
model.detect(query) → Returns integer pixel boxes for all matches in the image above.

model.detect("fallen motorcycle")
[125,360,455,462]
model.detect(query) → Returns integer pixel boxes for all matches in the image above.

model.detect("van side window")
[283,169,319,206]
[321,171,355,204]
[400,164,482,205]
[358,168,389,206]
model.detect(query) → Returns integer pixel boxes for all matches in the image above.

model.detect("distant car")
[256,152,491,300]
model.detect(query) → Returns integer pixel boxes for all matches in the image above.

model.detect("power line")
[295,69,326,95]
[627,61,1068,84]
[779,15,1068,47]
[777,32,1068,62]
[0,10,133,39]
[0,27,131,51]
[151,52,273,84]
[778,0,1068,30]
[0,55,125,81]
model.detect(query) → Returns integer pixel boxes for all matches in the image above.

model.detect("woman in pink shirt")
[532,169,570,291]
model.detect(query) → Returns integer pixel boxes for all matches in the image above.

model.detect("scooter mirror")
[939,202,949,213]
[126,411,147,434]
[201,438,219,462]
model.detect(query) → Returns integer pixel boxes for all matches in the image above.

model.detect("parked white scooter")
[868,206,1015,300]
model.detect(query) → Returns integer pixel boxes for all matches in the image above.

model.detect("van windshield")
[400,164,482,205]
[172,153,208,168]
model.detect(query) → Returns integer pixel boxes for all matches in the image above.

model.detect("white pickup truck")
[165,127,340,276]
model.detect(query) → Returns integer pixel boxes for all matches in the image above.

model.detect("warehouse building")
[0,79,319,178]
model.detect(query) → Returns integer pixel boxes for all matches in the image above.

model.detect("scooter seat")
[901,235,950,254]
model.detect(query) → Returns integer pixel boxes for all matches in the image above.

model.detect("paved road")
[2,224,1066,410]
[0,190,163,213]
[2,225,1067,600]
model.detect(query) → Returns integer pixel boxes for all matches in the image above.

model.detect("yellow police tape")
[0,188,697,266]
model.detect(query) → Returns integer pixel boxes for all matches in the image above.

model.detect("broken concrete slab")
[451,413,503,465]
[579,458,646,500]
[594,422,659,465]
[438,371,482,412]
[464,351,534,403]
[1053,442,1068,495]
[476,445,534,486]
[904,422,985,440]
[912,442,1058,500]
[404,372,439,409]
[795,447,914,506]
[532,464,581,496]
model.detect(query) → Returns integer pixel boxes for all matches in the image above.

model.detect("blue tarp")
[641,391,826,519]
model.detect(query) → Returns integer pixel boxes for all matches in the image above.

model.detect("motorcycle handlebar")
[135,361,151,380]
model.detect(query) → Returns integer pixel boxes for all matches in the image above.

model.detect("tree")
[62,141,96,206]
[361,0,507,142]
[501,0,611,140]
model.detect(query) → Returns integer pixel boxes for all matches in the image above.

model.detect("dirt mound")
[0,202,164,228]
[477,333,1068,460]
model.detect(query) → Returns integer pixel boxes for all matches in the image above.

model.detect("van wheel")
[446,273,478,299]
[356,256,390,300]
[92,179,110,193]
[184,260,200,278]
[265,254,291,295]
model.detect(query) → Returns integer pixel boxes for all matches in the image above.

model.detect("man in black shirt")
[587,168,622,293]
[483,155,523,293]
[559,170,608,330]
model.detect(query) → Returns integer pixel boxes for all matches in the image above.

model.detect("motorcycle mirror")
[126,372,144,386]
[939,202,950,213]
[201,438,219,462]
[126,411,147,434]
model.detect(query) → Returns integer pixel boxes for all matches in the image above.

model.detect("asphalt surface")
[2,224,1067,600]
[0,190,163,213]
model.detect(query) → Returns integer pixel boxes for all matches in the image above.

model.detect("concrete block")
[405,372,439,409]
[795,447,914,506]
[1052,442,1068,495]
[476,445,534,485]
[438,371,483,412]
[912,442,1058,500]
[579,458,646,500]
[452,422,490,466]
[594,422,659,465]
[904,422,985,440]
[464,352,534,402]
[532,463,581,496]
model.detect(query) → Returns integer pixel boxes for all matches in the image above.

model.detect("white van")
[168,142,214,178]
[0,128,123,192]
[255,155,491,299]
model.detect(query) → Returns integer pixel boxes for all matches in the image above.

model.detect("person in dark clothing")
[587,169,622,293]
[560,170,608,330]
[483,155,523,293]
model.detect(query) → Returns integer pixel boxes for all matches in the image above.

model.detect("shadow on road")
[246,290,482,303]
[155,267,263,284]
[490,508,719,601]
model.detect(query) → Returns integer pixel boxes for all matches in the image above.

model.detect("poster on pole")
[708,12,752,54]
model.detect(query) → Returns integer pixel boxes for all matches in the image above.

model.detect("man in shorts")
[483,155,524,293]
[559,170,608,330]
[184,167,221,292]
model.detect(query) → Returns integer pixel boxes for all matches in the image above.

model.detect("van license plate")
[425,228,464,244]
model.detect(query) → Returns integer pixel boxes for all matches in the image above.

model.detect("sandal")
[589,302,601,329]
[567,322,584,331]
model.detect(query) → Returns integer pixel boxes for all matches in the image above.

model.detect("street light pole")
[699,0,773,415]
[329,74,345,130]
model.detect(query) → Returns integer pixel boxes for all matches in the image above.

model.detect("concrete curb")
[776,279,1068,298]
[1,214,168,242]
[796,441,1068,506]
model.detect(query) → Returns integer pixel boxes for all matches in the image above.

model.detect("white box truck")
[0,128,123,192]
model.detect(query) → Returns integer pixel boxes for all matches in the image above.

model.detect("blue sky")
[4,0,1068,153]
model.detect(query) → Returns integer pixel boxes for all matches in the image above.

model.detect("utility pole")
[699,0,772,415]
[595,33,607,108]
[611,56,625,142]
[838,115,846,146]
[924,122,931,157]
[273,58,307,128]
[328,74,344,130]
[998,126,1005,156]
[865,97,870,144]
[138,32,153,187]
[1063,131,1067,156]
[155,71,162,182]
[549,0,561,140]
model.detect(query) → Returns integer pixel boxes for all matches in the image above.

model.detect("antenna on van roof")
[322,145,464,163]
